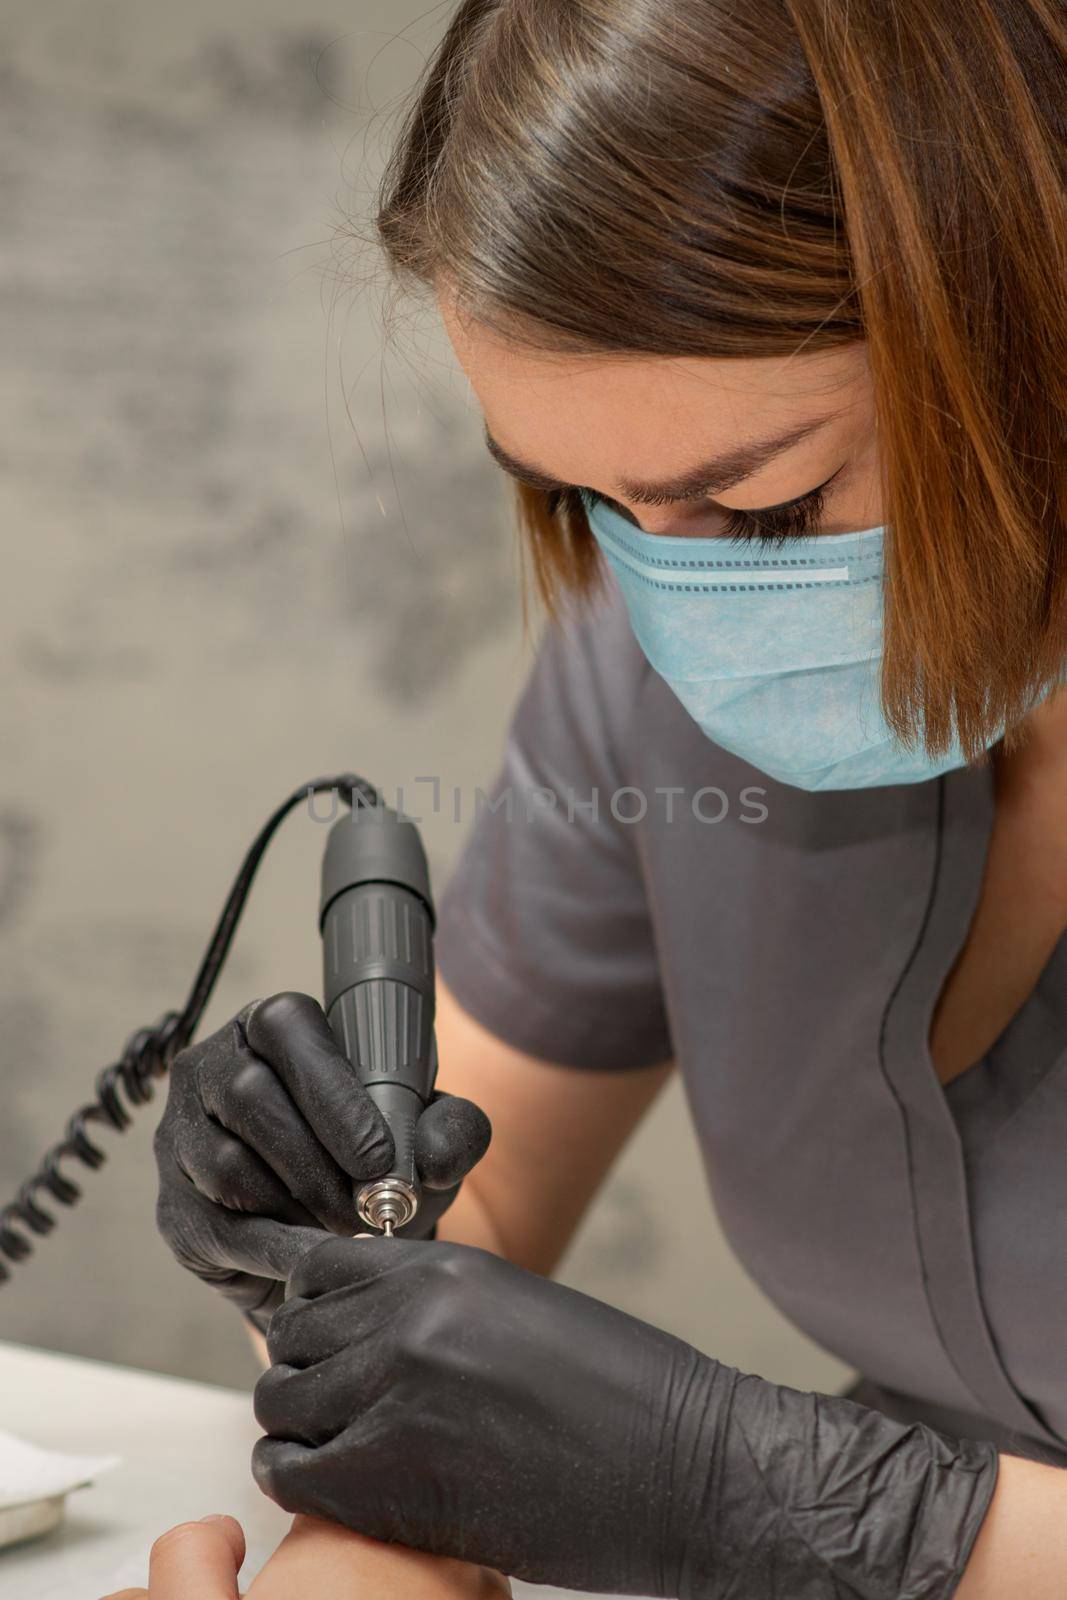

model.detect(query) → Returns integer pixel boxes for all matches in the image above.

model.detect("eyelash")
[551,481,831,544]
[627,482,831,543]
[719,485,828,545]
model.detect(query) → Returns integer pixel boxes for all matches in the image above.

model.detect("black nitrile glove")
[252,1236,998,1599]
[154,993,490,1331]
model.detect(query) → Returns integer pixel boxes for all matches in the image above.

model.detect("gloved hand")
[252,1237,998,1599]
[154,994,491,1331]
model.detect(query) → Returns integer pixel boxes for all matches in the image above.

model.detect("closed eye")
[603,466,845,545]
[717,476,839,544]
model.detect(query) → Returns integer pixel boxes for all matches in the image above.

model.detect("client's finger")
[147,1514,246,1597]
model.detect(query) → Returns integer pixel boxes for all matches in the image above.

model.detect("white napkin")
[0,1428,119,1510]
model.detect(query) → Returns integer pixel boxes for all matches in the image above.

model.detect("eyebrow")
[484,411,844,505]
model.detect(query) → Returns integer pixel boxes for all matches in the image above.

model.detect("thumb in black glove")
[252,1235,997,1598]
[154,993,490,1329]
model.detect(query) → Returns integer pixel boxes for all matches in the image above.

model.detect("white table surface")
[0,1341,616,1600]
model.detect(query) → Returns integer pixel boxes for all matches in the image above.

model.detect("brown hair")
[377,0,1066,757]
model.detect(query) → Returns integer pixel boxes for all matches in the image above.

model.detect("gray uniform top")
[435,578,1067,1468]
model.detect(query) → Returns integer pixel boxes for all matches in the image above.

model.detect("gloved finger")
[199,1018,363,1235]
[98,1589,147,1598]
[204,1201,326,1285]
[265,1285,386,1370]
[251,1437,327,1520]
[212,1269,284,1320]
[254,1350,369,1447]
[414,1092,492,1190]
[174,1121,320,1230]
[147,1514,245,1598]
[244,993,395,1185]
[287,1233,409,1302]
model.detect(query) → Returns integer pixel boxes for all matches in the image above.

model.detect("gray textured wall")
[0,1,849,1400]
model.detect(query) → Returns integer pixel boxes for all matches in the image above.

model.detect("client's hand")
[100,1513,245,1598]
[247,1514,510,1599]
[97,1507,510,1598]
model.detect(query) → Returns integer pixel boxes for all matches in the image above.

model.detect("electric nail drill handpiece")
[319,801,438,1237]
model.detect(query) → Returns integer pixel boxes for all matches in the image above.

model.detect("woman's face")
[441,296,882,540]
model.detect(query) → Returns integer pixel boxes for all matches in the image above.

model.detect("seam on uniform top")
[875,770,1067,1449]
[872,779,1034,1431]
[874,780,976,1403]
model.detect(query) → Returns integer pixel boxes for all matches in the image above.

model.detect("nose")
[597,494,721,538]
[628,505,683,535]
[606,499,677,535]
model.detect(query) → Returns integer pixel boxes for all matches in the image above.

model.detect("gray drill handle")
[319,805,437,1234]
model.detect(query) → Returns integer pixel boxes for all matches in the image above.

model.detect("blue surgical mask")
[584,491,990,791]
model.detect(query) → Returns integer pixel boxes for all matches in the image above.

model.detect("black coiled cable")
[0,772,379,1284]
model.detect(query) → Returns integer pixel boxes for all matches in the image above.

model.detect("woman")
[153,1,1067,1595]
